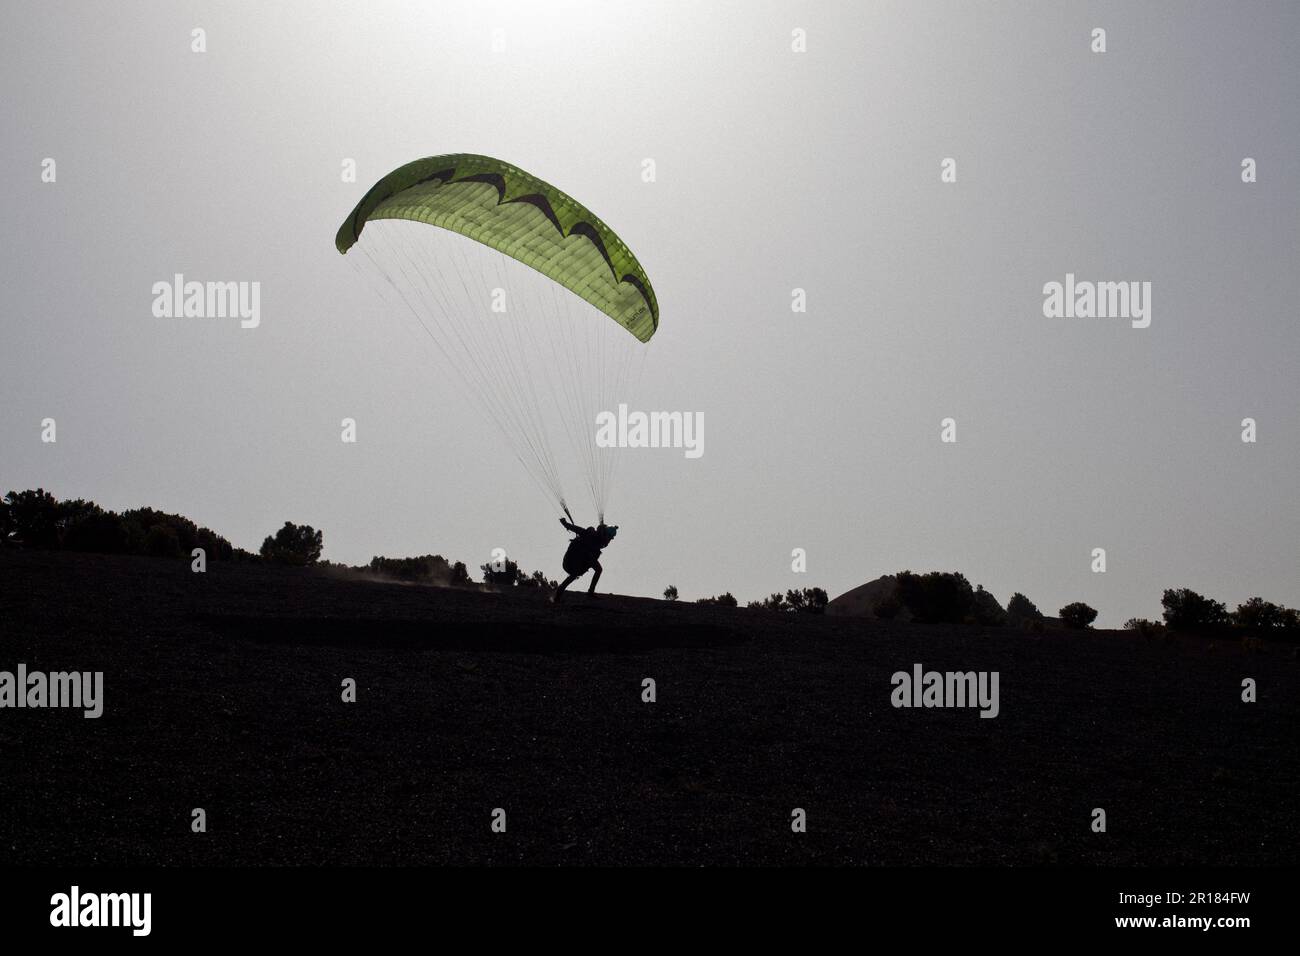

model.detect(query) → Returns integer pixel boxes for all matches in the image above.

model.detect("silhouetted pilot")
[555,517,618,601]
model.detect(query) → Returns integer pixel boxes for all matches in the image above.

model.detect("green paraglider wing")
[336,153,658,343]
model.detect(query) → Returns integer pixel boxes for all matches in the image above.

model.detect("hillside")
[827,574,905,618]
[1,549,1296,866]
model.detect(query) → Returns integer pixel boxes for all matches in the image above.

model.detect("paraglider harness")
[561,506,617,574]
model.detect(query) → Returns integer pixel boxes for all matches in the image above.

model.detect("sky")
[2,1,1297,626]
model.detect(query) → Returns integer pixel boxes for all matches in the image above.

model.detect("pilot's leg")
[587,560,602,594]
[555,573,578,602]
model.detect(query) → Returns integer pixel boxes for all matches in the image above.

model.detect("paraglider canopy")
[339,153,658,519]
[337,153,658,342]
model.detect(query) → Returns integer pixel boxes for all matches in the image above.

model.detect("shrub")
[368,554,454,583]
[57,498,102,539]
[1233,597,1285,631]
[122,507,233,560]
[1,490,236,559]
[895,571,976,624]
[748,589,829,613]
[518,569,557,591]
[260,521,323,566]
[1123,617,1165,639]
[1161,588,1228,632]
[144,523,183,558]
[1006,592,1044,624]
[1231,598,1300,643]
[782,587,829,614]
[697,592,738,607]
[1059,602,1098,629]
[194,526,235,561]
[663,585,678,601]
[479,557,522,589]
[972,585,1007,626]
[2,488,61,549]
[62,510,130,553]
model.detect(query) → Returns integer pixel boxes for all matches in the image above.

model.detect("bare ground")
[0,550,1295,866]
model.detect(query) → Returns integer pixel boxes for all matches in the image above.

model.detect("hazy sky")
[3,1,1297,625]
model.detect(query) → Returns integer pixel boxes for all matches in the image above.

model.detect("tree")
[1059,602,1098,630]
[663,585,678,601]
[1161,588,1227,632]
[0,494,12,547]
[260,521,323,566]
[971,585,1007,626]
[61,509,129,554]
[144,523,183,558]
[0,489,237,559]
[2,488,61,548]
[449,561,472,586]
[1233,597,1286,631]
[122,507,232,560]
[194,525,235,561]
[61,509,128,554]
[57,498,102,538]
[784,587,829,614]
[479,557,522,589]
[895,571,976,624]
[1230,598,1300,641]
[1005,592,1043,624]
[519,569,557,591]
[697,592,738,607]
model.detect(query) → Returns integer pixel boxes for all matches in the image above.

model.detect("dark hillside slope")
[1,550,1294,865]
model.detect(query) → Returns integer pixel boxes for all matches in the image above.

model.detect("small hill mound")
[827,574,907,620]
[829,571,1009,626]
